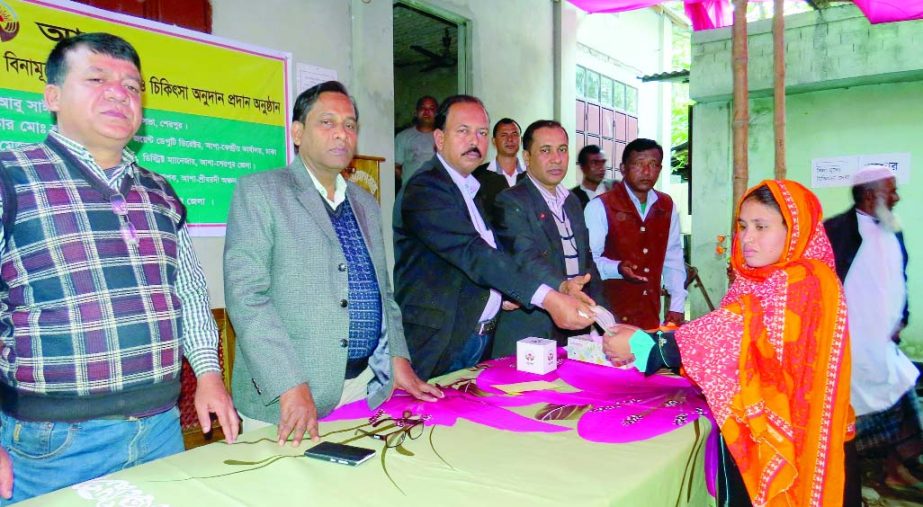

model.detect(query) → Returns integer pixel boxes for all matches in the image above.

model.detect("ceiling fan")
[411,28,456,72]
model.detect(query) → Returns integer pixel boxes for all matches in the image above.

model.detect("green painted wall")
[689,5,923,357]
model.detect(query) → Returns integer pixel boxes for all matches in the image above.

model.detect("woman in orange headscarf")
[604,180,859,506]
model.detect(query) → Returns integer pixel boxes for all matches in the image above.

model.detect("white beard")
[874,197,901,233]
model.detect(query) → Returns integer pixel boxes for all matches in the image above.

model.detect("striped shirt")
[529,175,580,279]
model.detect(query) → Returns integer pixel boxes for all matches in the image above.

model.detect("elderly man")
[0,33,237,503]
[490,120,602,357]
[585,138,686,329]
[824,164,922,491]
[394,95,595,380]
[571,144,610,209]
[395,95,438,185]
[225,81,441,447]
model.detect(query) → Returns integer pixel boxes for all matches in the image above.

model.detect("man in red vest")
[584,138,686,330]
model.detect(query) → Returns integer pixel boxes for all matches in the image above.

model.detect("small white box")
[516,337,558,375]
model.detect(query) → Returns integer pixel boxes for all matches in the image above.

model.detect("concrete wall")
[689,4,923,355]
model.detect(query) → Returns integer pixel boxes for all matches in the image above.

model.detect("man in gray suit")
[225,81,441,447]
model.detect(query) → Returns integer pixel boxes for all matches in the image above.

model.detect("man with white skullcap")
[824,165,922,492]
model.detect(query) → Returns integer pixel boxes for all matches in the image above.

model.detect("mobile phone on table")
[304,441,376,466]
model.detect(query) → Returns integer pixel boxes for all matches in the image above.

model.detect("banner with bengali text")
[0,0,291,235]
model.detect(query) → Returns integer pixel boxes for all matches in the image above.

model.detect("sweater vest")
[599,184,673,330]
[0,139,186,421]
[325,198,382,361]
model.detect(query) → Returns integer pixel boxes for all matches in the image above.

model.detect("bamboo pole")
[731,0,749,219]
[773,0,786,179]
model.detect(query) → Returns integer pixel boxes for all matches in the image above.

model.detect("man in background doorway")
[395,95,438,186]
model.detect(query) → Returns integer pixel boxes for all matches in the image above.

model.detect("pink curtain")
[568,0,923,30]
[852,0,923,23]
[565,0,733,30]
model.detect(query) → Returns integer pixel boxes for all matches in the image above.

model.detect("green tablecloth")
[21,368,713,507]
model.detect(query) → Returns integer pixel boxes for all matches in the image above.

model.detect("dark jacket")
[489,177,602,356]
[472,163,524,224]
[393,156,557,380]
[570,185,591,209]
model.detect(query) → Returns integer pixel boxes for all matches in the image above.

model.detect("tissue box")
[516,337,557,374]
[566,335,630,369]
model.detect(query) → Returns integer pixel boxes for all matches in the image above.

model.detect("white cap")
[852,164,895,186]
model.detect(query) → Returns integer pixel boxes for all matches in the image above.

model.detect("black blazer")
[570,185,591,210]
[393,156,557,379]
[472,163,509,224]
[489,178,603,357]
[824,206,909,326]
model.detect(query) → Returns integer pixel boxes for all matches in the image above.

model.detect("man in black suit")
[570,144,609,209]
[472,118,524,223]
[394,96,595,380]
[490,121,603,357]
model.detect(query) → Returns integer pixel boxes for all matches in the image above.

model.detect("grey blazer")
[224,158,408,423]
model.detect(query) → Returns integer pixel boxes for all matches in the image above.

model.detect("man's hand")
[0,446,12,499]
[501,300,520,311]
[194,371,240,444]
[664,311,685,326]
[603,324,640,367]
[393,357,443,402]
[543,290,595,330]
[559,274,596,307]
[618,262,649,284]
[277,383,318,447]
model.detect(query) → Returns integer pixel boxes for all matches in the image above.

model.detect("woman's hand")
[603,324,641,367]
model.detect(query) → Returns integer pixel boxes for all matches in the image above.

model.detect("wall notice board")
[0,0,292,235]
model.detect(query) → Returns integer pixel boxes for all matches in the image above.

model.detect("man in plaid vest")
[0,33,238,503]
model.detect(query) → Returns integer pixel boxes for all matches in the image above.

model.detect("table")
[21,356,715,507]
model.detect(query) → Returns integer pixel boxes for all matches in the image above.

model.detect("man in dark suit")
[490,120,603,357]
[394,96,595,380]
[570,144,610,209]
[472,118,525,223]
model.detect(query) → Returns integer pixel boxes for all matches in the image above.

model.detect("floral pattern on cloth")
[72,479,166,507]
[323,352,717,496]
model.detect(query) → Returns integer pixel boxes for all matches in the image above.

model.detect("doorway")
[392,1,468,134]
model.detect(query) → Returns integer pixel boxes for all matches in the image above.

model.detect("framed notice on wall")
[0,0,292,236]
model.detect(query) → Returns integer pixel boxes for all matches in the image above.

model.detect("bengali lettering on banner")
[0,0,291,235]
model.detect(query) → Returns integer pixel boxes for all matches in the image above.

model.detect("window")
[585,70,600,103]
[574,65,639,172]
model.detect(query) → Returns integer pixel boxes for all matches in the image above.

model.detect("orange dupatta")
[675,180,853,506]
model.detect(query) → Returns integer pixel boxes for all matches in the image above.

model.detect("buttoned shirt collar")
[302,157,348,209]
[529,174,569,216]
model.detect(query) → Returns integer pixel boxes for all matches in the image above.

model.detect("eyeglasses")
[110,193,138,247]
[355,410,427,449]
